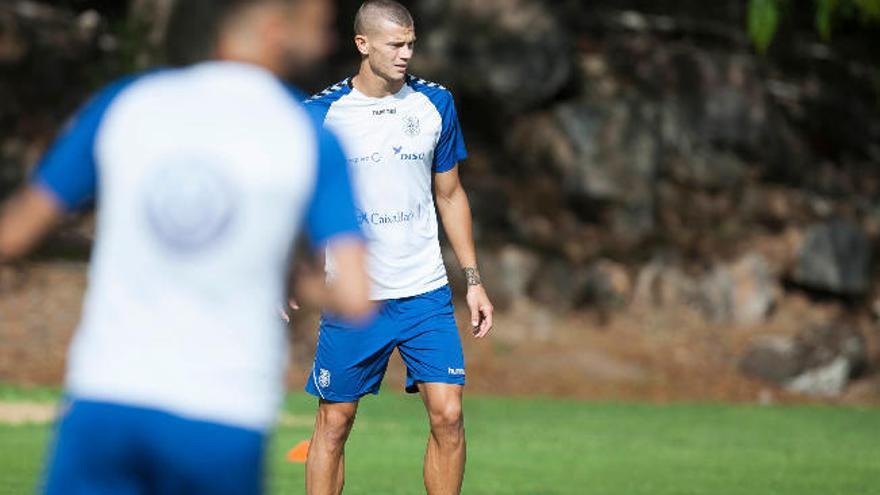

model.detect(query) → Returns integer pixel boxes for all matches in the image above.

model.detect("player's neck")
[352,64,405,98]
[215,44,282,77]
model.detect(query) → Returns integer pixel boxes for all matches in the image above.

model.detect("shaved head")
[165,0,336,79]
[354,0,413,35]
[166,0,292,66]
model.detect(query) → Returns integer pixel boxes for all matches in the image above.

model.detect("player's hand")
[466,284,494,339]
[294,267,327,309]
[279,299,300,323]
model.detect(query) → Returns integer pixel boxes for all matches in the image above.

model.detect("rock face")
[792,220,872,296]
[507,98,660,243]
[740,324,868,396]
[1,0,878,336]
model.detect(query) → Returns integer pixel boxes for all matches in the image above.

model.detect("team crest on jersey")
[318,368,331,388]
[402,114,420,137]
[143,159,237,253]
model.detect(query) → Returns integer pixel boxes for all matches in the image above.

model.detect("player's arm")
[0,79,118,262]
[0,186,63,262]
[323,237,371,317]
[287,234,370,319]
[434,166,494,338]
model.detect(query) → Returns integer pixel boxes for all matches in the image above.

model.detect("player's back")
[61,62,318,429]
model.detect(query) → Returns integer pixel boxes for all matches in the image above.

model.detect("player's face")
[278,0,336,74]
[366,20,416,82]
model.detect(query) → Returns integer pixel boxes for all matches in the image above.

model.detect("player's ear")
[354,34,369,56]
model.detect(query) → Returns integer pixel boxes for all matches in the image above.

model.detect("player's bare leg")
[307,400,359,495]
[419,383,466,495]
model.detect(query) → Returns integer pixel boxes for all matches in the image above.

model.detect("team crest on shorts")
[318,368,331,388]
[402,114,420,137]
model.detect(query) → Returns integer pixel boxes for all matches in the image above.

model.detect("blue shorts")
[42,399,266,495]
[306,284,466,402]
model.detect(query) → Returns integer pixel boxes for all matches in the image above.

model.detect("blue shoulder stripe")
[304,78,352,104]
[405,74,448,92]
[303,77,352,124]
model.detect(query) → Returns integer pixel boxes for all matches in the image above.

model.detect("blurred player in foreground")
[0,0,370,493]
[301,1,494,494]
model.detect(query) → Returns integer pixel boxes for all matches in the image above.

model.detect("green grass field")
[1,384,878,494]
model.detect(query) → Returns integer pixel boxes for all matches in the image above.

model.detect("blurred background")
[1,0,880,406]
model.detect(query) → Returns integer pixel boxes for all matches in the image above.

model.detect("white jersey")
[32,62,361,431]
[306,75,468,300]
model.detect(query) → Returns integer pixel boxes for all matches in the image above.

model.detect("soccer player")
[302,1,494,494]
[0,1,370,493]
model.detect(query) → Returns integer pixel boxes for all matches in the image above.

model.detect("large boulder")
[648,51,770,159]
[553,100,659,201]
[697,254,780,325]
[792,220,871,295]
[413,0,573,111]
[527,259,590,311]
[576,258,632,312]
[632,257,699,309]
[526,257,632,311]
[494,245,541,304]
[467,245,540,311]
[633,253,780,326]
[664,148,746,190]
[740,324,868,396]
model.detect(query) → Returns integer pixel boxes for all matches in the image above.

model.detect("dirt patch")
[0,401,56,425]
[0,262,83,385]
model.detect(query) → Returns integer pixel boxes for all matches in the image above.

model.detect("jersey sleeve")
[432,91,468,173]
[305,127,364,247]
[31,77,135,211]
[302,98,333,124]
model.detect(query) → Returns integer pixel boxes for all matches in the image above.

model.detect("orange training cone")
[286,440,310,463]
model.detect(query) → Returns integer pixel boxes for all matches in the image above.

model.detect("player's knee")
[429,403,464,439]
[316,406,356,447]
